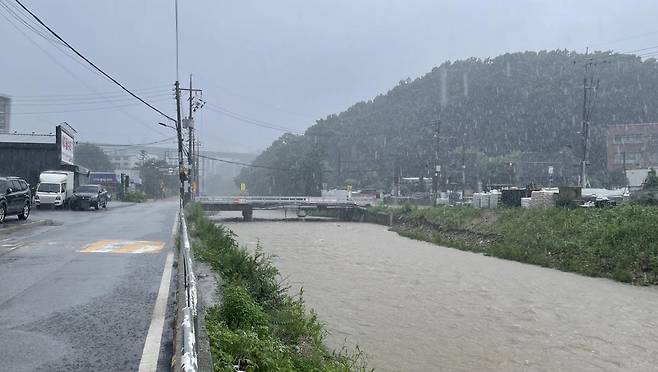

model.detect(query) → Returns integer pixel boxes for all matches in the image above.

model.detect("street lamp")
[158,122,177,131]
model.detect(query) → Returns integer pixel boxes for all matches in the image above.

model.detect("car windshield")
[75,186,98,193]
[38,183,60,193]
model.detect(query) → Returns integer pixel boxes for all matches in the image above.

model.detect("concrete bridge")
[197,196,366,221]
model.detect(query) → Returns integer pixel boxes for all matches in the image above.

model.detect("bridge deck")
[197,196,367,209]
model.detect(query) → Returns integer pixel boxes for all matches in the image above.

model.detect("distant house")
[607,123,658,172]
[0,95,10,133]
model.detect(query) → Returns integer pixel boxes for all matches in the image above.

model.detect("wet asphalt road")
[0,200,178,372]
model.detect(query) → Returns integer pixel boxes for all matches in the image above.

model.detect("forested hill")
[237,50,658,195]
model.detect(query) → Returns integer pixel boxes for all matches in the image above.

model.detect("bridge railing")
[196,195,369,205]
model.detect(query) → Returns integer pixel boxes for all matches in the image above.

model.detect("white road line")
[138,252,174,372]
[171,210,180,239]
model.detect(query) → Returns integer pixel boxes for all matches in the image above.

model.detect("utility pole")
[196,139,201,194]
[179,74,203,200]
[432,118,441,206]
[175,80,185,205]
[188,75,193,198]
[461,131,466,200]
[580,49,598,188]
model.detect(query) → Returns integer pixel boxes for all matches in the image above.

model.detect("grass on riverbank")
[382,204,658,285]
[186,205,370,372]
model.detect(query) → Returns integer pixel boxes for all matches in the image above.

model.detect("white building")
[0,95,10,133]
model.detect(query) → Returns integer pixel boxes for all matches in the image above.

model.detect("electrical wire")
[13,0,176,122]
[198,153,292,172]
[11,86,170,100]
[204,102,302,133]
[0,3,170,136]
[12,93,171,106]
[85,136,179,150]
[11,97,171,115]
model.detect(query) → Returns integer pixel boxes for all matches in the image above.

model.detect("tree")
[75,143,114,171]
[643,168,658,190]
[239,50,658,194]
[139,159,177,198]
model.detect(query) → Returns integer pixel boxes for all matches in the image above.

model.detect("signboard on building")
[57,125,75,165]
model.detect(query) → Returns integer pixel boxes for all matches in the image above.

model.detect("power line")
[589,30,658,48]
[198,153,292,172]
[11,98,170,115]
[12,93,171,106]
[13,0,176,122]
[205,101,390,138]
[85,136,179,150]
[11,86,170,100]
[205,102,302,133]
[0,3,170,136]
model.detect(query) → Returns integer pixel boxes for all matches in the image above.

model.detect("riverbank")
[186,205,369,371]
[371,204,658,285]
[225,209,658,371]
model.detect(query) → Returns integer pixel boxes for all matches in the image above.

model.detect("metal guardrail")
[179,211,199,371]
[196,195,376,206]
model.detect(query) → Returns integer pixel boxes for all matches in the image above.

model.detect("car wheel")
[0,203,6,224]
[18,202,30,220]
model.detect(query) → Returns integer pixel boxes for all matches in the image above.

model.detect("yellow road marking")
[79,240,165,254]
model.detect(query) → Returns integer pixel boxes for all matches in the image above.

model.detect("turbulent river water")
[220,211,658,372]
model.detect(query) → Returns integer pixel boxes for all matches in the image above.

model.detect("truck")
[34,171,74,208]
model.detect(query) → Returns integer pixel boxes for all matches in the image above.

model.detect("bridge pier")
[241,207,254,222]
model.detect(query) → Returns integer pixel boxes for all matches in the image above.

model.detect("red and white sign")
[60,130,74,165]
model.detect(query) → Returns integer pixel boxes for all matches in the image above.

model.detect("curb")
[0,219,54,236]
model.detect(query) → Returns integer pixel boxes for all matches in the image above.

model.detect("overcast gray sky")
[1,0,657,153]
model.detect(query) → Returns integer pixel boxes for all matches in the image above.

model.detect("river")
[220,210,658,371]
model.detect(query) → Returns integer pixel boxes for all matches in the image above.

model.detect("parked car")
[34,171,74,209]
[0,176,32,223]
[70,184,108,211]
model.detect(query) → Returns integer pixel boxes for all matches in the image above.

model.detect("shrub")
[392,204,658,285]
[123,191,146,203]
[186,204,370,371]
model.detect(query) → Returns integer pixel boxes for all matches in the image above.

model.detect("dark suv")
[0,176,32,223]
[70,184,108,211]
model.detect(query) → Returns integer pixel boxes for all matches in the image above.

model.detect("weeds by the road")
[187,205,370,372]
[387,204,658,285]
[122,192,146,203]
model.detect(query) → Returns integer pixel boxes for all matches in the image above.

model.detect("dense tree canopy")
[74,143,114,171]
[237,50,658,195]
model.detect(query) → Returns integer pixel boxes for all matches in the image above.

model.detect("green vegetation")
[74,143,115,171]
[186,205,370,372]
[238,50,658,194]
[633,168,658,205]
[138,159,179,198]
[387,205,658,285]
[122,191,146,203]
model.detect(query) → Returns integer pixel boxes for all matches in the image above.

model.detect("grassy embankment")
[379,204,658,285]
[186,205,370,372]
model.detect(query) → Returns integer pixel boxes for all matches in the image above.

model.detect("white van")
[35,171,74,208]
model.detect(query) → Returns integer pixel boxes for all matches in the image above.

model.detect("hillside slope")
[238,50,658,195]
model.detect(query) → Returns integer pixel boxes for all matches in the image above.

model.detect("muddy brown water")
[219,210,658,372]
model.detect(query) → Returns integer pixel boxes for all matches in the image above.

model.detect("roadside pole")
[432,118,441,207]
[179,75,203,201]
[175,80,185,207]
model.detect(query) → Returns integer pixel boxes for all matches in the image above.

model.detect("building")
[607,123,658,172]
[0,95,10,133]
[94,143,256,195]
[0,125,88,187]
